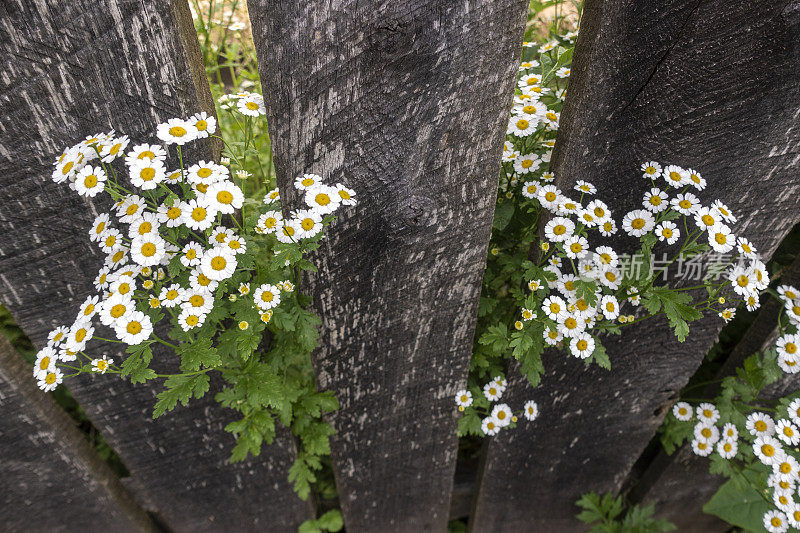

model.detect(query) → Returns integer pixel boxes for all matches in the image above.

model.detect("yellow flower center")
[169,126,187,137]
[141,243,156,257]
[127,321,142,334]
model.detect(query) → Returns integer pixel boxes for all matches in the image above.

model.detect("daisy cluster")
[454,377,538,437]
[673,399,800,533]
[35,114,355,394]
[776,285,800,374]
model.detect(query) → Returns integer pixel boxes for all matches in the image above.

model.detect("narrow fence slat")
[248,0,528,529]
[630,251,800,531]
[471,0,800,530]
[0,1,312,530]
[0,334,156,533]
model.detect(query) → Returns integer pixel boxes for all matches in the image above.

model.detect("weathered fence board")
[0,333,156,533]
[0,1,312,530]
[471,0,800,530]
[248,0,528,529]
[630,251,800,531]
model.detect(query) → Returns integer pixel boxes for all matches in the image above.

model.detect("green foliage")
[298,510,344,533]
[575,492,676,533]
[703,469,771,532]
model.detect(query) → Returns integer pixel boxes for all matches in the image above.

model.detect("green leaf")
[153,373,210,418]
[703,472,771,532]
[493,201,515,231]
[177,337,221,371]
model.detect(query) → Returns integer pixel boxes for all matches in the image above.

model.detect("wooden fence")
[1,0,799,531]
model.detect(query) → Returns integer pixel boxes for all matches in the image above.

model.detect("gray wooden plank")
[247,0,529,529]
[630,251,800,532]
[470,0,800,530]
[0,0,313,530]
[0,333,156,533]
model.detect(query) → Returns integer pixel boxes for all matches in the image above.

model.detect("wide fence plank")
[630,251,800,531]
[470,0,800,530]
[0,1,312,530]
[0,334,156,533]
[248,0,528,529]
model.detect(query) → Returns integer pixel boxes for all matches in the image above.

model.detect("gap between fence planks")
[247,0,529,529]
[0,334,157,533]
[629,250,800,531]
[0,0,312,530]
[470,0,800,530]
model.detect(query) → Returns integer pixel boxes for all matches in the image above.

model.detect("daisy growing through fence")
[36,103,356,499]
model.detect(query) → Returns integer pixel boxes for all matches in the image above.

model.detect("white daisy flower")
[712,200,737,223]
[206,181,244,214]
[181,198,217,231]
[159,284,185,308]
[491,404,513,427]
[335,183,357,206]
[65,319,94,353]
[765,509,789,533]
[305,185,341,214]
[557,312,585,338]
[507,114,539,137]
[189,111,216,138]
[543,327,562,345]
[693,423,720,444]
[542,295,566,320]
[538,184,562,210]
[98,293,134,327]
[129,159,166,191]
[276,219,302,244]
[642,187,668,213]
[697,402,720,424]
[574,180,596,195]
[189,269,219,293]
[779,286,800,302]
[672,401,692,421]
[599,295,620,320]
[716,439,737,459]
[622,209,655,237]
[181,289,214,315]
[691,438,713,457]
[483,382,503,402]
[47,326,69,348]
[777,419,800,446]
[481,417,501,436]
[521,181,541,199]
[569,333,595,359]
[115,310,153,345]
[88,213,111,242]
[287,210,322,241]
[685,168,706,190]
[186,161,223,185]
[74,165,107,197]
[641,161,662,179]
[91,355,114,374]
[125,144,167,167]
[670,192,700,215]
[178,308,207,331]
[156,117,198,145]
[77,295,101,321]
[542,109,560,128]
[662,164,688,187]
[774,488,795,512]
[598,219,617,236]
[33,346,58,378]
[257,211,283,234]
[454,390,472,408]
[693,206,722,231]
[564,235,589,259]
[708,224,735,253]
[127,212,160,239]
[721,422,738,440]
[523,400,539,421]
[654,221,680,244]
[99,135,129,163]
[37,368,64,392]
[514,153,541,174]
[295,173,321,190]
[254,283,281,311]
[544,217,574,243]
[200,247,237,281]
[130,235,167,267]
[237,95,266,116]
[116,195,147,223]
[747,412,777,437]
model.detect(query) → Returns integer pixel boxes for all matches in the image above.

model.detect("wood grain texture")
[630,251,800,532]
[0,334,156,533]
[0,1,312,530]
[471,0,800,530]
[248,0,528,529]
